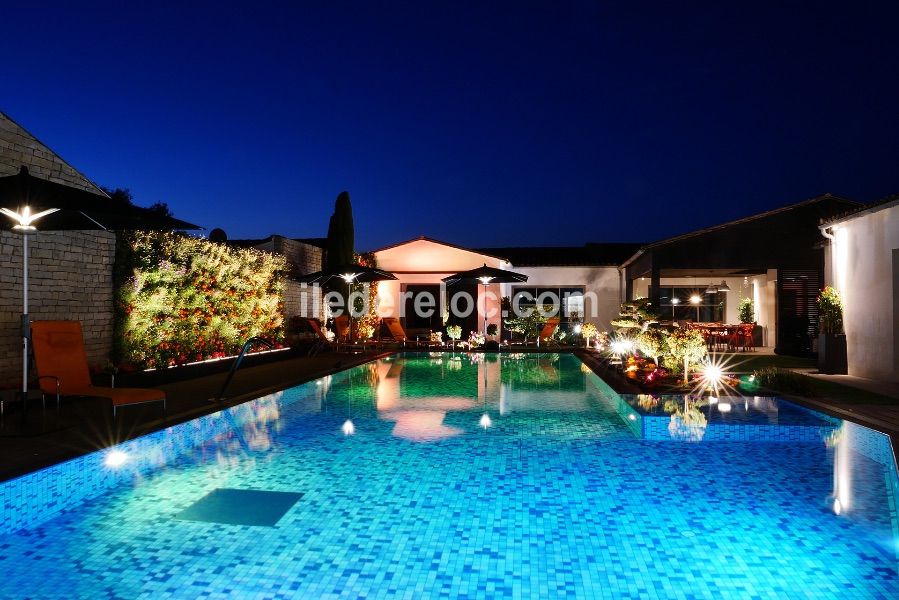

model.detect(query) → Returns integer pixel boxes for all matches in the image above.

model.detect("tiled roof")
[477,243,644,267]
[819,193,899,226]
[0,111,106,196]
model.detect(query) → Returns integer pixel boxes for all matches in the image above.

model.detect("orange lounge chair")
[303,318,334,356]
[333,315,351,343]
[535,317,561,346]
[332,315,371,351]
[381,317,410,347]
[31,320,166,417]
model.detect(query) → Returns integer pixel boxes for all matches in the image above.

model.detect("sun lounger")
[31,320,166,417]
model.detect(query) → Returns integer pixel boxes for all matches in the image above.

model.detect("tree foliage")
[504,304,556,342]
[636,327,668,363]
[326,191,355,268]
[666,328,708,383]
[610,298,658,333]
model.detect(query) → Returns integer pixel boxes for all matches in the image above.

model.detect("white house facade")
[821,199,899,381]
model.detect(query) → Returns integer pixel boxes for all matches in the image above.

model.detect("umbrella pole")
[483,283,487,338]
[21,233,29,398]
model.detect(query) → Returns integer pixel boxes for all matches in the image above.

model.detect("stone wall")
[0,230,115,385]
[253,236,324,320]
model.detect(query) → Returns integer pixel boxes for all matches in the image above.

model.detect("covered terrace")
[620,194,860,355]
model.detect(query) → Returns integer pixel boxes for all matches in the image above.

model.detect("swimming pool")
[1,353,897,598]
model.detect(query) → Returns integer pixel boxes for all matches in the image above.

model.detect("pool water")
[1,353,898,598]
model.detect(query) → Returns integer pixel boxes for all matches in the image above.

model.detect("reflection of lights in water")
[104,450,128,468]
[832,424,852,516]
[479,413,492,429]
[342,419,355,435]
[717,402,732,413]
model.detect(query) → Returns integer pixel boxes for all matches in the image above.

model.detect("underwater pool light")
[104,450,128,468]
[479,413,492,429]
[342,419,355,435]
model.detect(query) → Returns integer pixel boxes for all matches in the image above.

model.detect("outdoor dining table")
[688,323,754,352]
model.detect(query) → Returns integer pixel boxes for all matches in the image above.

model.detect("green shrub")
[817,286,843,334]
[751,367,813,396]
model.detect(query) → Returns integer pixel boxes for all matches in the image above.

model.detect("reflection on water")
[666,396,708,442]
[358,353,597,441]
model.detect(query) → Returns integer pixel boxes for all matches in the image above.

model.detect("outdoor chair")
[526,317,560,347]
[31,320,166,417]
[739,323,755,351]
[304,318,334,356]
[332,315,369,352]
[381,317,410,347]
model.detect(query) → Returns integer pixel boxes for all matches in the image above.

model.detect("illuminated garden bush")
[114,231,287,368]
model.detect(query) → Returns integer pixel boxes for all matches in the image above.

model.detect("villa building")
[360,196,859,355]
[621,195,860,355]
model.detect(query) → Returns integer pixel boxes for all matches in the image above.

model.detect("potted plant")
[446,325,462,351]
[738,297,762,348]
[817,286,847,374]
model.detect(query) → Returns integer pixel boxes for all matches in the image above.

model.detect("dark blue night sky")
[2,1,897,250]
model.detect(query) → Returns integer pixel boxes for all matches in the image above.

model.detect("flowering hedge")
[114,231,287,368]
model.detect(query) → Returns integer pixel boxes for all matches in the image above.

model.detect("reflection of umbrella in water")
[0,166,201,401]
[442,264,528,337]
[295,264,396,343]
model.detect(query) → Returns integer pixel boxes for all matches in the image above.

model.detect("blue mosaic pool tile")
[0,353,896,598]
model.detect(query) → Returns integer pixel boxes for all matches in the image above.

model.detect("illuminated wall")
[824,201,899,381]
[373,238,506,333]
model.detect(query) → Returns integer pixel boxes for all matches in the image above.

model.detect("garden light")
[0,206,60,231]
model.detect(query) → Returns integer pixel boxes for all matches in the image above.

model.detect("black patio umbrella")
[442,264,528,336]
[0,166,201,399]
[295,264,397,344]
[295,263,397,285]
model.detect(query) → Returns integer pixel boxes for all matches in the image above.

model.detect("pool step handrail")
[211,336,274,403]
